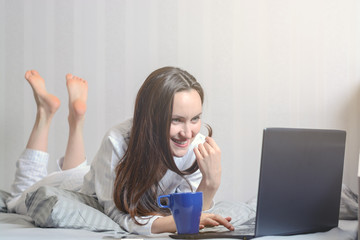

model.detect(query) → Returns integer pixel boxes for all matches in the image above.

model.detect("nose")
[180,123,192,139]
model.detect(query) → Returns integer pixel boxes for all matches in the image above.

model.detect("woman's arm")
[194,136,222,210]
[151,215,177,233]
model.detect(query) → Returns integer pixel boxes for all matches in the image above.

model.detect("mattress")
[1,211,357,240]
[1,185,358,240]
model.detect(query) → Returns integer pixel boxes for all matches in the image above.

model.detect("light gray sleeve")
[8,149,89,215]
[10,149,49,197]
[7,149,49,214]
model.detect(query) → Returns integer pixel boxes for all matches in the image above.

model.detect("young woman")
[7,67,234,235]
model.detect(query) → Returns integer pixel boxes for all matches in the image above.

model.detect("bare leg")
[25,70,61,152]
[62,73,88,170]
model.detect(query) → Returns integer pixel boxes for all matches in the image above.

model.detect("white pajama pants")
[6,149,90,215]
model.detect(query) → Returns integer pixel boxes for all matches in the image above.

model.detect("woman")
[7,67,234,235]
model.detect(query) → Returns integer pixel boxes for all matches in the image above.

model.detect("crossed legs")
[25,70,88,170]
[6,71,89,214]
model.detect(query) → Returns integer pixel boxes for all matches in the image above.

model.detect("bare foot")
[66,73,88,124]
[25,70,60,119]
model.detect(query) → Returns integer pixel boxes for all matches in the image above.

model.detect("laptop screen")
[255,128,346,237]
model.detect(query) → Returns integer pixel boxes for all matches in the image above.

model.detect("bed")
[0,185,358,240]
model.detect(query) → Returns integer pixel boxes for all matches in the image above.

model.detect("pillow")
[0,189,11,213]
[339,184,358,220]
[25,186,125,232]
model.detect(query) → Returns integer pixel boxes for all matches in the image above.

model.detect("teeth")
[173,139,187,145]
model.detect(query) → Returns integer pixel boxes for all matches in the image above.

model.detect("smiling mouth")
[171,138,189,147]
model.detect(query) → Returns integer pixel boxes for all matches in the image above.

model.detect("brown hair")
[113,67,211,224]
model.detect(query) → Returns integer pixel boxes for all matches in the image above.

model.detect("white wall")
[0,0,359,203]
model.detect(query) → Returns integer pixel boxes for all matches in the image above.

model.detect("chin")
[172,151,187,158]
[171,147,189,158]
[173,153,186,158]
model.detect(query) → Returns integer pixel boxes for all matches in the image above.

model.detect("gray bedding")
[0,185,358,240]
[0,210,358,240]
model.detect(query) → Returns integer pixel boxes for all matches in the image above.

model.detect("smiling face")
[170,89,202,157]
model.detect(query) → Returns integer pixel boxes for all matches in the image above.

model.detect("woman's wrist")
[200,176,221,191]
[196,179,219,210]
[151,216,176,234]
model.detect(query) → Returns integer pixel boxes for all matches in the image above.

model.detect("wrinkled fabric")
[80,119,208,234]
[7,119,208,235]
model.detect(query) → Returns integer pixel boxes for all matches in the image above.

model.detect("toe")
[31,70,39,76]
[66,73,73,80]
[25,70,31,79]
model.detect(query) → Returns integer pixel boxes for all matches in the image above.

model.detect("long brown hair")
[113,67,211,224]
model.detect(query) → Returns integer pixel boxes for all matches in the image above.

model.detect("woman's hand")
[200,213,234,231]
[194,137,222,189]
[194,137,222,210]
[151,213,234,234]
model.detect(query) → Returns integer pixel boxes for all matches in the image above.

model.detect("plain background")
[0,0,359,202]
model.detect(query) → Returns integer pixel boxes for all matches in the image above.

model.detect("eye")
[191,116,201,123]
[172,118,181,123]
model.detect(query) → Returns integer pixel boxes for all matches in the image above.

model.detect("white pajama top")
[80,119,206,234]
[7,119,207,235]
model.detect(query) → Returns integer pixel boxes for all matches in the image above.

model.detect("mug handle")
[157,195,170,208]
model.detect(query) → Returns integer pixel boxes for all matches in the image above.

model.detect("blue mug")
[158,192,203,234]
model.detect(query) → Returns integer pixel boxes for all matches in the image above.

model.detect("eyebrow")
[172,112,202,119]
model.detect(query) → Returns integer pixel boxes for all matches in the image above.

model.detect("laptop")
[170,128,346,239]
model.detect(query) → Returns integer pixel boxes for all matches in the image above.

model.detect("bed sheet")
[0,212,357,240]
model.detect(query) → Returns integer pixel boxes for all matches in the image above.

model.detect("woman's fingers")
[203,142,214,155]
[195,138,220,162]
[211,215,234,231]
[204,137,220,152]
[200,213,234,231]
[197,138,221,158]
[198,143,208,157]
[194,137,222,190]
[201,217,220,227]
[194,147,203,160]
